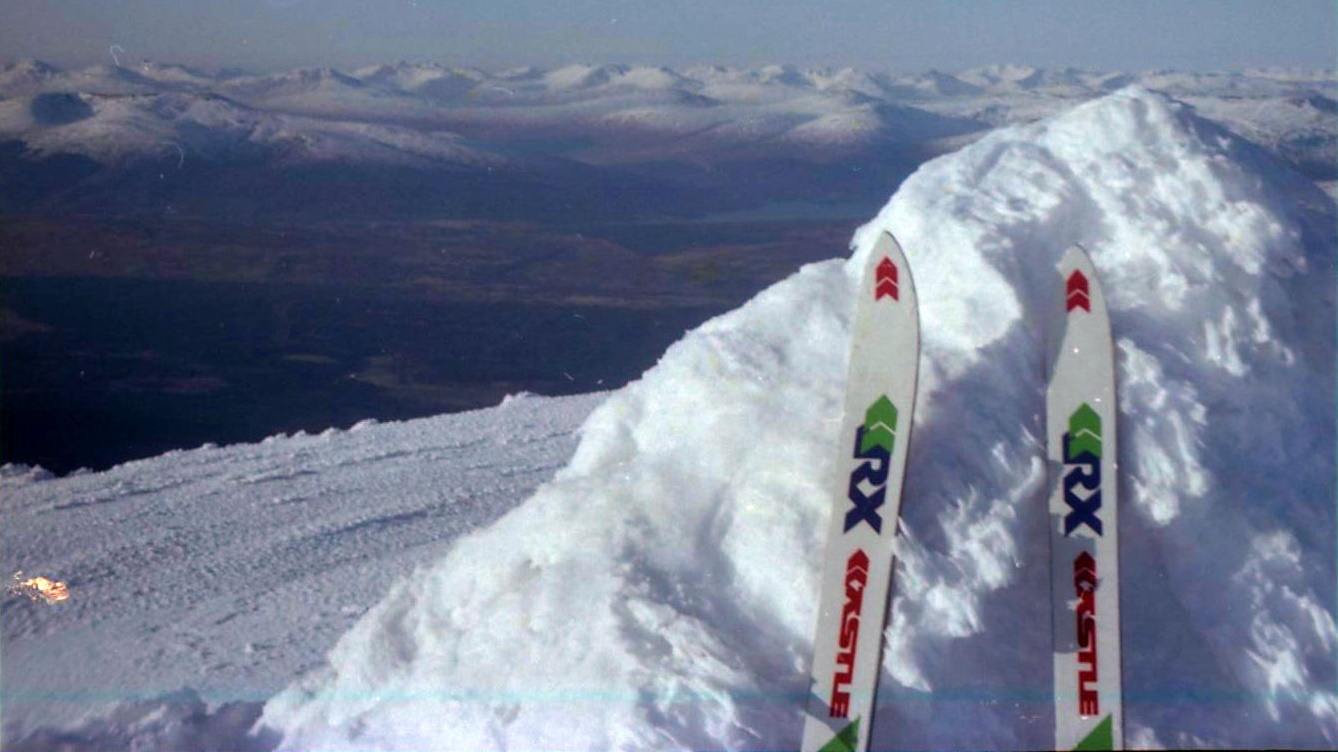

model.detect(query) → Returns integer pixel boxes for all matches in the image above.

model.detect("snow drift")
[257,88,1336,750]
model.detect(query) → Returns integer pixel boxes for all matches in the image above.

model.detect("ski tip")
[875,230,904,258]
[1059,244,1107,316]
[1059,244,1095,275]
[870,231,916,302]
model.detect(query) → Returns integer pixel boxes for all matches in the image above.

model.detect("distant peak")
[544,63,621,90]
[3,58,61,75]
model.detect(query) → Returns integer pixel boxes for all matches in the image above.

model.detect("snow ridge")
[258,87,1336,750]
[865,87,1336,749]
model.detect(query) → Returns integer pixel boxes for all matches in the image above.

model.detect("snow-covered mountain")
[0,59,64,95]
[0,89,505,169]
[213,67,458,123]
[884,69,985,99]
[0,59,987,155]
[3,60,1331,174]
[4,86,1333,750]
[351,62,487,102]
[3,59,1332,228]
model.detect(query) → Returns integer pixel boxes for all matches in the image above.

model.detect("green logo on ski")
[818,718,861,752]
[860,396,898,455]
[1066,404,1102,460]
[1073,714,1114,751]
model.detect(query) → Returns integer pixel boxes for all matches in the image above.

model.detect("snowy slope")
[250,87,1336,751]
[0,393,604,748]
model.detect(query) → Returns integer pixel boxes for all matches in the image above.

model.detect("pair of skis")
[800,234,1123,751]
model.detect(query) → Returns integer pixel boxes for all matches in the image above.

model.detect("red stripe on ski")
[1066,271,1091,312]
[1074,551,1096,585]
[875,257,899,301]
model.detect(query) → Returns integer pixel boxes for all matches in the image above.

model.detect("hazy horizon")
[5,56,1338,79]
[3,0,1334,74]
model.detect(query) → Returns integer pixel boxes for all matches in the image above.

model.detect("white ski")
[1048,246,1123,751]
[801,231,920,752]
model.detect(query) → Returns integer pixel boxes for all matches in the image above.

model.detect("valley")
[1,213,862,473]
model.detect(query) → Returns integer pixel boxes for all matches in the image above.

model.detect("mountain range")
[2,60,1333,222]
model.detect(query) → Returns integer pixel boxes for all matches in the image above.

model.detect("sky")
[2,0,1336,73]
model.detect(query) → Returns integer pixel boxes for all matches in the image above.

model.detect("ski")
[801,231,920,752]
[1048,246,1123,751]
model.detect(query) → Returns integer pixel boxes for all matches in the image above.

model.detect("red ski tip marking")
[875,257,899,301]
[1065,271,1091,312]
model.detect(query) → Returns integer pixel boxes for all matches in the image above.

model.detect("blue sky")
[4,0,1335,72]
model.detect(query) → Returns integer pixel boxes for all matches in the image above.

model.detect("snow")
[0,89,505,169]
[249,88,1334,750]
[0,393,605,747]
[3,60,1331,176]
[3,85,1335,750]
[544,64,618,91]
[353,64,486,103]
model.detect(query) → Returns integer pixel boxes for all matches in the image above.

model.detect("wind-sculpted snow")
[258,87,1336,750]
[864,87,1337,749]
